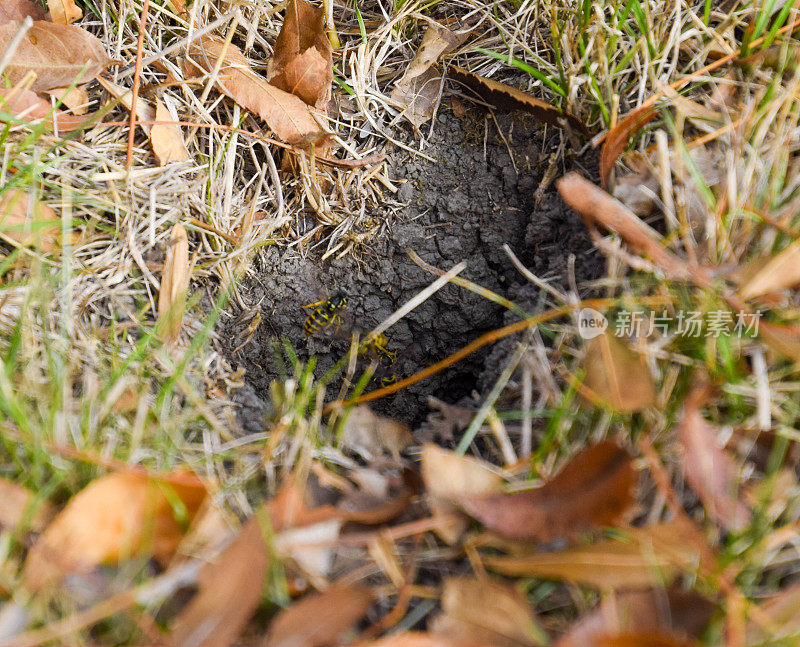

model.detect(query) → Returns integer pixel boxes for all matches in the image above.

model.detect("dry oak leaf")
[0,86,88,131]
[46,0,82,24]
[263,584,372,647]
[46,84,89,114]
[582,331,655,412]
[171,516,270,647]
[420,443,503,544]
[449,66,589,136]
[157,221,190,343]
[23,470,207,591]
[0,0,49,23]
[0,188,60,251]
[391,24,467,129]
[484,521,702,590]
[459,441,637,541]
[678,389,749,531]
[266,0,333,108]
[431,577,546,647]
[187,34,327,146]
[0,20,108,92]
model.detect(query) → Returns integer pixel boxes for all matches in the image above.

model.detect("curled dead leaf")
[0,87,88,131]
[582,331,655,412]
[420,444,503,544]
[187,34,327,146]
[600,106,657,187]
[556,172,696,281]
[0,20,108,92]
[459,442,637,541]
[391,25,467,129]
[266,0,333,108]
[263,584,372,647]
[23,471,207,591]
[151,99,190,165]
[431,577,546,647]
[341,405,414,460]
[449,66,589,136]
[46,0,82,24]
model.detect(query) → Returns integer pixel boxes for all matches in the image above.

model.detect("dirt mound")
[221,108,603,427]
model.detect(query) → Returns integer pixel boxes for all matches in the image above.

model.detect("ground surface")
[222,107,602,427]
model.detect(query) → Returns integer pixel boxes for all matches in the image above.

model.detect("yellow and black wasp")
[302,294,348,337]
[360,333,399,399]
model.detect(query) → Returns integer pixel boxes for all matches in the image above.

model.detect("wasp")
[302,294,348,336]
[360,333,399,400]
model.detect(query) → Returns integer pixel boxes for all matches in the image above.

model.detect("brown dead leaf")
[420,444,503,544]
[678,389,749,531]
[157,221,190,343]
[0,0,49,23]
[23,471,207,591]
[600,106,657,187]
[556,172,696,281]
[0,87,87,131]
[759,320,800,364]
[46,0,82,24]
[0,478,53,534]
[341,405,414,460]
[46,85,88,114]
[459,442,637,541]
[431,577,546,647]
[171,516,270,647]
[594,634,697,647]
[391,25,467,129]
[739,238,800,299]
[555,588,714,647]
[264,584,372,647]
[266,0,333,108]
[0,20,108,92]
[0,188,60,251]
[449,66,589,136]
[151,99,190,165]
[187,34,327,146]
[483,521,701,589]
[582,332,655,412]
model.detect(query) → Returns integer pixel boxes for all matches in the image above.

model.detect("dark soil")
[220,106,604,430]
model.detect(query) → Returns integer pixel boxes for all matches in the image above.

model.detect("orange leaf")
[0,477,53,534]
[45,0,82,24]
[187,34,327,146]
[600,105,657,187]
[0,20,108,91]
[582,331,655,412]
[23,471,207,591]
[448,66,589,136]
[739,238,800,299]
[151,99,190,165]
[266,0,333,107]
[459,442,637,541]
[0,86,88,131]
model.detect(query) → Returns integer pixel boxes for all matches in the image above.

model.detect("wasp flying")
[302,294,348,336]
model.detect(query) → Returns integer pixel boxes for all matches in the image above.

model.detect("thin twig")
[126,0,151,170]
